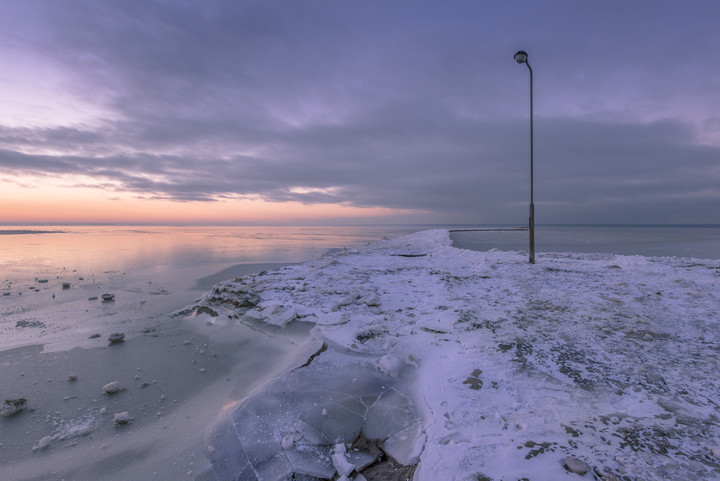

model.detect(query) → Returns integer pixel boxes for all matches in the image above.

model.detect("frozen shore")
[184,229,720,480]
[2,228,720,480]
[0,259,311,481]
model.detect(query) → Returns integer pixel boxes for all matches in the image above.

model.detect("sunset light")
[0,1,718,225]
[1,3,719,481]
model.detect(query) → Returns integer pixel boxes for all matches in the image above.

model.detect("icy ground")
[185,229,720,481]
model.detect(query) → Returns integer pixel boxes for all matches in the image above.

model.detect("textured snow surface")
[190,229,720,480]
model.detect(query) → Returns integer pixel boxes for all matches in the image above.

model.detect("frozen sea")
[1,224,719,481]
[0,225,423,351]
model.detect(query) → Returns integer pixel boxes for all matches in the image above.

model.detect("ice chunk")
[377,355,403,377]
[259,304,282,317]
[102,381,126,394]
[240,308,263,322]
[347,450,377,472]
[332,443,355,477]
[113,412,133,426]
[564,456,590,475]
[251,304,298,327]
[382,422,425,465]
[266,307,297,327]
[32,435,54,451]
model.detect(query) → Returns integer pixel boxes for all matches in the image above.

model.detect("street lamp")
[514,50,535,264]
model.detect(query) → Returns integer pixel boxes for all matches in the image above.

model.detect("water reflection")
[0,225,422,286]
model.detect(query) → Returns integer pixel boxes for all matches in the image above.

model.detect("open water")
[451,225,720,259]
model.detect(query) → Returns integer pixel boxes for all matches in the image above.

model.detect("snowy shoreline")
[2,228,719,480]
[185,229,720,480]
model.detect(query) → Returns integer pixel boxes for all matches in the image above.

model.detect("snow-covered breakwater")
[184,229,720,481]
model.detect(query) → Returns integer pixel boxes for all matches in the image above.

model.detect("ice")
[284,444,335,478]
[382,422,425,466]
[203,345,424,480]
[346,450,376,472]
[191,229,720,480]
[332,443,355,477]
[112,411,133,426]
[363,389,416,440]
[34,435,53,450]
[260,304,297,327]
[377,354,403,377]
[291,419,324,445]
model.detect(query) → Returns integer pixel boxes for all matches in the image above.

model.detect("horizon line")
[1,223,719,228]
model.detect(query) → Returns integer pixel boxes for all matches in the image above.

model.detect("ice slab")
[203,345,424,480]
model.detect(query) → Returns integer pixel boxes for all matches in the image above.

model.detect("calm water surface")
[451,225,720,259]
[0,225,423,286]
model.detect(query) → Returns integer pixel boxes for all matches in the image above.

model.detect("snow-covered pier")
[187,230,720,480]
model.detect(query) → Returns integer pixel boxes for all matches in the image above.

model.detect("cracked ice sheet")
[192,229,720,481]
[204,346,424,480]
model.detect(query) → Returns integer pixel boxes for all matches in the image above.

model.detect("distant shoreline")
[0,229,65,235]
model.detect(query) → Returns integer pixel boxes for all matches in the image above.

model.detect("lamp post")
[514,50,535,264]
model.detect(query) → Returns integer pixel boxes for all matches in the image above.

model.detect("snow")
[188,229,720,480]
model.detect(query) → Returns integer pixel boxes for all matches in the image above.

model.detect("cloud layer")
[1,0,719,224]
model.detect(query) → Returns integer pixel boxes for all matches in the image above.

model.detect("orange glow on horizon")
[0,179,420,225]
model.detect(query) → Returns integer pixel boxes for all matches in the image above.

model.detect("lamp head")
[514,50,528,64]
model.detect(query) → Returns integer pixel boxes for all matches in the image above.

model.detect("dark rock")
[108,332,126,343]
[15,320,45,328]
[196,306,219,317]
[1,398,27,417]
[108,332,125,344]
[361,458,416,481]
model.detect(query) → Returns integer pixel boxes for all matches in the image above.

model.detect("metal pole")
[514,50,536,263]
[528,61,535,264]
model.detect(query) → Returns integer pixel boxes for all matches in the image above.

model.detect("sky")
[1,0,719,225]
